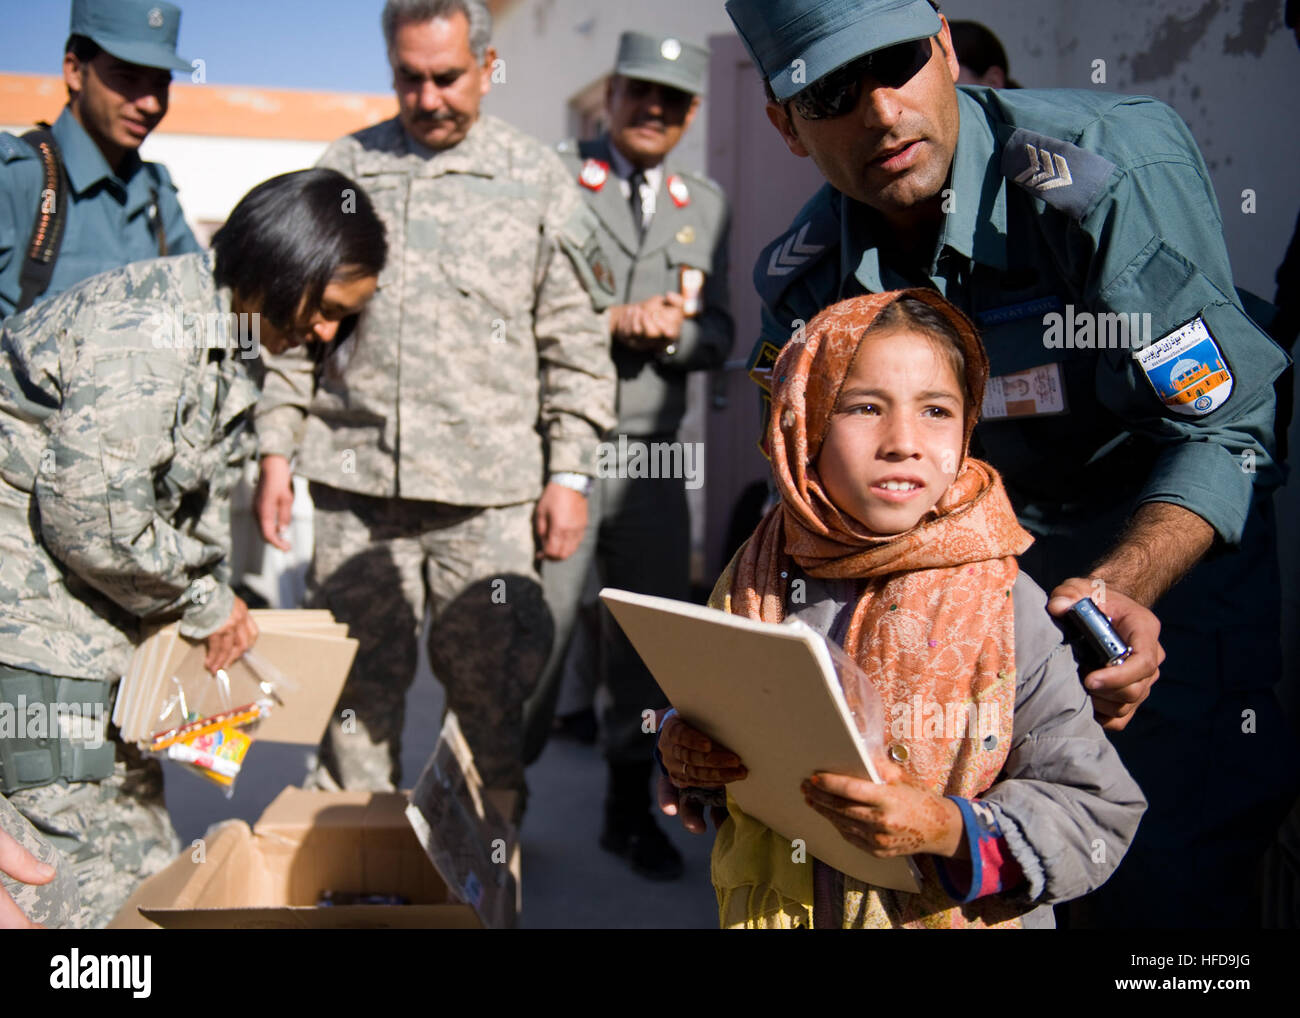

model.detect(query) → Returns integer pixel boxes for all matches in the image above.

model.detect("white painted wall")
[137,134,328,227]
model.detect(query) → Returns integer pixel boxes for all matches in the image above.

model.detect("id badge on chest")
[981,362,1068,420]
[975,293,1070,421]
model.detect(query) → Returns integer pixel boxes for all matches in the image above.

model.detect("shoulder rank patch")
[764,222,825,278]
[579,158,609,191]
[0,132,36,163]
[752,187,840,311]
[1132,315,1233,417]
[666,174,690,208]
[1002,128,1117,221]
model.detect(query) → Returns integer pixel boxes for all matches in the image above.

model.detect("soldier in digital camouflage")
[254,0,617,815]
[0,168,385,927]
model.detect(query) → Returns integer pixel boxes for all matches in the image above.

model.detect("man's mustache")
[413,111,459,124]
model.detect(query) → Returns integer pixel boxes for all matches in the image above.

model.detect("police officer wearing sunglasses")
[723,0,1296,928]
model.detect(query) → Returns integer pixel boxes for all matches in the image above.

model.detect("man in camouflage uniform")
[254,0,616,808]
[525,32,733,879]
[0,254,257,927]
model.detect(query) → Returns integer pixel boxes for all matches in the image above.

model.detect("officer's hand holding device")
[1047,578,1164,732]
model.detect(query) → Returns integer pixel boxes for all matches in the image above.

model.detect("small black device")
[1063,597,1132,672]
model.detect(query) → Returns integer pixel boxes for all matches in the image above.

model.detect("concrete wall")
[934,0,1297,300]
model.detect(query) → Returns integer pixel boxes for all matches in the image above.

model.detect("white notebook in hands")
[600,588,922,893]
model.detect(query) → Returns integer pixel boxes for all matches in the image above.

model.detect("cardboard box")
[109,715,517,929]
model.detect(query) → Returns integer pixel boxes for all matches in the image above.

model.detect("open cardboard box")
[109,715,518,929]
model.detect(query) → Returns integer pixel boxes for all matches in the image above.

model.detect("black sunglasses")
[789,37,934,120]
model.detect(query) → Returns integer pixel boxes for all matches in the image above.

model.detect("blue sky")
[0,0,394,94]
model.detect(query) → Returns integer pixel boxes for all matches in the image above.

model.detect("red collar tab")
[667,174,690,208]
[579,158,610,191]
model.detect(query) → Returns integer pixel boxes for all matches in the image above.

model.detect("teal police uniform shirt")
[750,87,1289,559]
[748,87,1298,930]
[0,106,199,320]
[556,135,733,435]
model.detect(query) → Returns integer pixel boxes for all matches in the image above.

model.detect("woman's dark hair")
[211,168,387,329]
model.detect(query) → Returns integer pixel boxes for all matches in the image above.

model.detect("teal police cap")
[70,0,192,72]
[725,0,940,101]
[614,31,709,96]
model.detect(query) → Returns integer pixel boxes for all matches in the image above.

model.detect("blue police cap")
[725,0,941,101]
[70,0,192,73]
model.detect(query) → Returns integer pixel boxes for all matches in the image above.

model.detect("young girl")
[657,289,1145,929]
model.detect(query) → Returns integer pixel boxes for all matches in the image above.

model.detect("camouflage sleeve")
[0,795,79,929]
[534,165,618,476]
[32,329,234,636]
[662,200,734,373]
[314,136,357,177]
[254,343,313,460]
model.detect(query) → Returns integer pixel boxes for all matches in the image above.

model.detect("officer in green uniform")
[0,0,199,320]
[525,31,733,879]
[722,0,1297,927]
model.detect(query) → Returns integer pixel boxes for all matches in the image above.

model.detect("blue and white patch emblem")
[1133,315,1233,416]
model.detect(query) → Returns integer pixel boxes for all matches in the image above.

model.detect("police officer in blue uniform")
[0,0,199,320]
[723,0,1298,927]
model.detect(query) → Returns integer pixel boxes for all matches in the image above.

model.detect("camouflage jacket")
[255,114,618,505]
[0,252,260,681]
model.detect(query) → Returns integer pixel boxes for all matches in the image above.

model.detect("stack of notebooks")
[113,609,357,749]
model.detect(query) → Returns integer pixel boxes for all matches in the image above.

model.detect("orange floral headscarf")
[716,290,1036,928]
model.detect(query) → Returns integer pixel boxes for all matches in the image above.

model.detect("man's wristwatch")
[548,472,592,497]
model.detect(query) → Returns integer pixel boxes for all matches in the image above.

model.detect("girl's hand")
[657,712,748,789]
[801,760,966,859]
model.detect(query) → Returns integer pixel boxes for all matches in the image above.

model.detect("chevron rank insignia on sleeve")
[1002,128,1116,220]
[766,222,825,277]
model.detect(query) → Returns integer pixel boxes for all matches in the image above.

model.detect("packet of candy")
[166,722,255,794]
[151,698,264,797]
